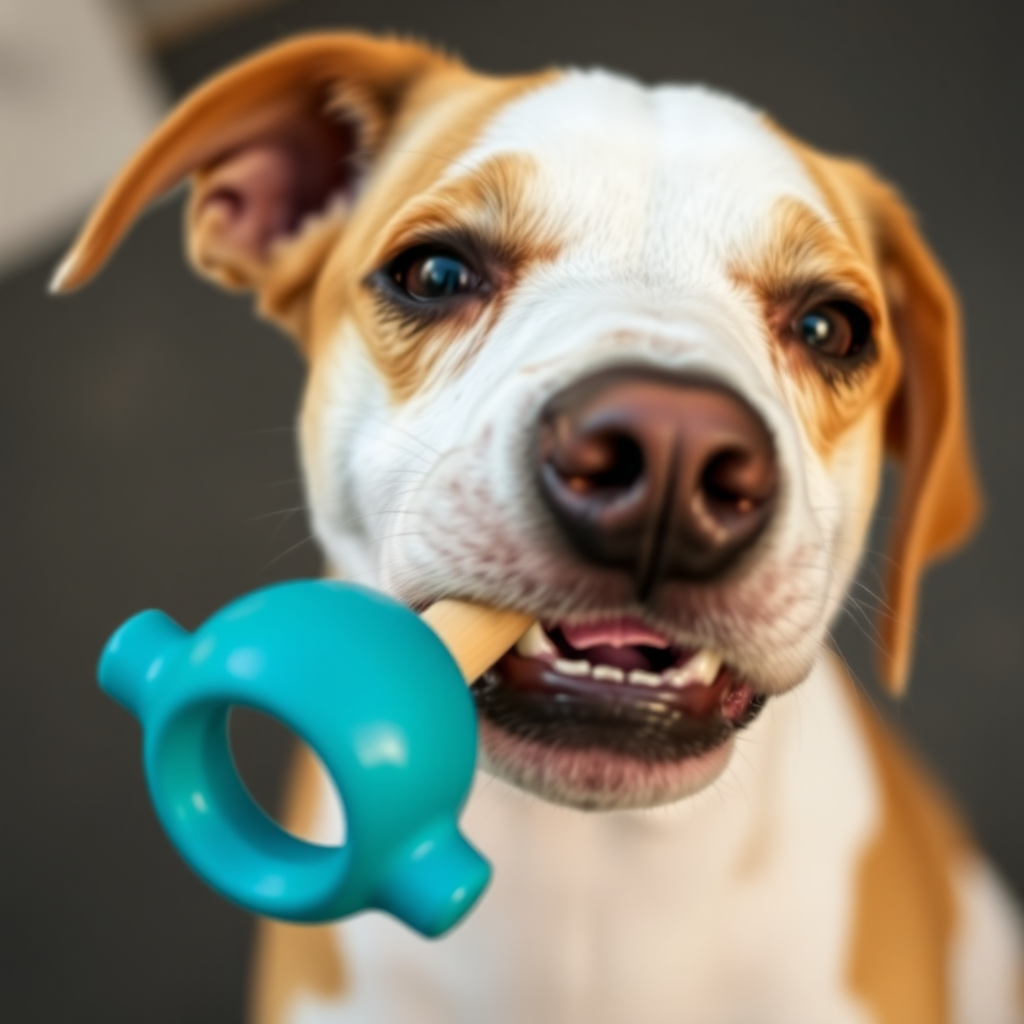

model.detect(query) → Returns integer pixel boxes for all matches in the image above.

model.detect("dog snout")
[537,369,778,591]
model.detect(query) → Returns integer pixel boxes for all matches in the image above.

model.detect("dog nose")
[537,369,778,590]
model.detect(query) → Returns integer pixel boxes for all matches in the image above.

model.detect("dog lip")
[473,642,765,770]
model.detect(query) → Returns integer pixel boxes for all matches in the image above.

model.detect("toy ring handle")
[98,581,491,936]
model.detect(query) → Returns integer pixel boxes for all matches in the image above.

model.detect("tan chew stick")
[421,601,534,683]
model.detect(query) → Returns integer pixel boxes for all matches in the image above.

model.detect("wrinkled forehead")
[442,70,832,279]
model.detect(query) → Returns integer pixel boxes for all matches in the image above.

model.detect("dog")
[55,33,1024,1024]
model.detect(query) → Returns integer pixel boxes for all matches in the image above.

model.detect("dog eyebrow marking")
[733,197,879,310]
[359,152,562,402]
[370,152,551,264]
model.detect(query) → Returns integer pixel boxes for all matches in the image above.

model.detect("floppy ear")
[848,169,983,694]
[51,34,453,339]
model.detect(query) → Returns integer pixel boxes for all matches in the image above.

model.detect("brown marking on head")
[841,668,971,1022]
[738,127,982,695]
[248,743,345,1024]
[327,150,561,403]
[731,195,899,461]
[297,62,562,393]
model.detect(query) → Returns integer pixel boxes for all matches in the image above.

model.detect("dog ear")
[51,34,453,339]
[845,167,983,695]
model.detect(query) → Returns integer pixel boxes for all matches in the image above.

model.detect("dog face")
[58,35,980,810]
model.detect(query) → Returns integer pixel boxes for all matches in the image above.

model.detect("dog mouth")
[471,617,766,808]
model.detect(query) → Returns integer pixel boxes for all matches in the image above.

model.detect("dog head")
[57,34,980,810]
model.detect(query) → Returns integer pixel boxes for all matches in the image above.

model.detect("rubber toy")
[97,579,529,938]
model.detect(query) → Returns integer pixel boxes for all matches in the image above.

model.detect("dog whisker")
[247,505,309,524]
[258,533,317,574]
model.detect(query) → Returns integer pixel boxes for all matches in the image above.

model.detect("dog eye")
[386,246,482,302]
[795,301,871,359]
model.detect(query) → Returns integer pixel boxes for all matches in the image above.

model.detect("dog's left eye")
[385,246,482,302]
[795,301,871,359]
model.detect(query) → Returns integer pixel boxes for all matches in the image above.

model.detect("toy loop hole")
[229,706,346,847]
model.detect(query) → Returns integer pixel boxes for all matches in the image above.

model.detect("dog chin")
[477,723,737,811]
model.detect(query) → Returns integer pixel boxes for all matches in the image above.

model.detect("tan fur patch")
[844,673,971,1023]
[731,193,900,462]
[356,153,560,401]
[248,744,345,1024]
[309,70,562,402]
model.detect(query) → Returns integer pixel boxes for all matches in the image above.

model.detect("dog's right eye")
[384,246,483,302]
[794,300,872,360]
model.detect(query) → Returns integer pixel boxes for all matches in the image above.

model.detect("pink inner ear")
[198,114,356,259]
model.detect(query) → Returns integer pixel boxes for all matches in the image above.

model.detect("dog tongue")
[561,618,671,650]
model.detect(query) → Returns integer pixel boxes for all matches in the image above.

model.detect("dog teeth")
[516,623,557,659]
[627,669,662,687]
[668,650,723,688]
[549,649,724,688]
[554,658,590,677]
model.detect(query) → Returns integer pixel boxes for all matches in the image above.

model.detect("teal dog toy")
[98,580,530,937]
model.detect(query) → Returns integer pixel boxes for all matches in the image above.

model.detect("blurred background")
[1,0,1021,1020]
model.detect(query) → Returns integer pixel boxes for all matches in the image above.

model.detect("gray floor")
[1,1,1021,1021]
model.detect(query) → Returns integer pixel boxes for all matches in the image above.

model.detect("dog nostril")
[700,449,772,514]
[547,431,644,496]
